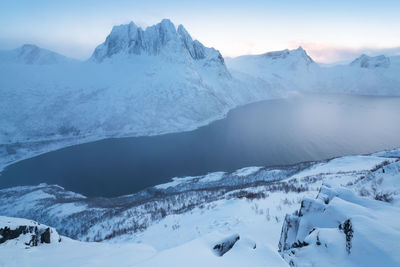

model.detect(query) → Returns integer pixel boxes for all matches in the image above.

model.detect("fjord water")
[1,94,400,197]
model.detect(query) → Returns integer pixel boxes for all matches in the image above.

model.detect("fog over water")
[1,93,400,197]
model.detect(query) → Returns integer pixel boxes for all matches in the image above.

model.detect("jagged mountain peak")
[290,46,314,64]
[350,54,390,68]
[90,19,224,65]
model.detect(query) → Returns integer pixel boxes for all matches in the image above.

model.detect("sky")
[1,0,400,63]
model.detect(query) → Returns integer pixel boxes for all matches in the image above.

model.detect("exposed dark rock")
[25,230,39,247]
[0,222,58,247]
[278,214,300,253]
[338,219,353,254]
[40,227,51,244]
[316,234,321,246]
[292,240,309,248]
[1,226,24,244]
[212,234,240,256]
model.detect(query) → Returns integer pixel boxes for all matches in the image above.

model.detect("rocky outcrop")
[278,185,400,266]
[0,216,61,247]
[212,234,240,256]
[338,219,353,254]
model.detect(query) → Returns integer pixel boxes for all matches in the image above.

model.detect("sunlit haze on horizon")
[1,0,400,63]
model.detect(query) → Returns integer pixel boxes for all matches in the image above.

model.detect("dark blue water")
[1,94,400,197]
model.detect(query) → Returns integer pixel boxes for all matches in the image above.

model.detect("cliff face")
[90,19,225,69]
[278,182,400,267]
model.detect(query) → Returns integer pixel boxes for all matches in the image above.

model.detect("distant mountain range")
[0,18,399,170]
[226,47,400,95]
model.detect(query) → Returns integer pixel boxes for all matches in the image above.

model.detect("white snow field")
[0,148,399,266]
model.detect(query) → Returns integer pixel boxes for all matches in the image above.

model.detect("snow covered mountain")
[0,44,75,65]
[226,48,400,96]
[0,148,399,266]
[0,19,277,171]
[90,19,225,68]
[350,54,391,68]
[226,47,320,92]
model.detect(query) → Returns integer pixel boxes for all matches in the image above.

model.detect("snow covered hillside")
[226,48,400,96]
[0,148,399,266]
[226,47,320,92]
[0,19,277,171]
[0,44,76,65]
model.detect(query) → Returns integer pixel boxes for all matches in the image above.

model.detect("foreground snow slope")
[0,148,399,266]
[0,19,278,171]
[0,215,287,267]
